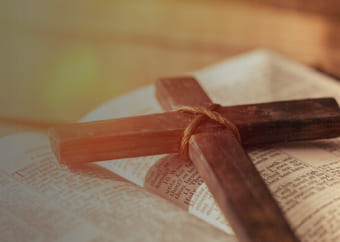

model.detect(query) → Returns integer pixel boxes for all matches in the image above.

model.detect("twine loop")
[177,104,241,156]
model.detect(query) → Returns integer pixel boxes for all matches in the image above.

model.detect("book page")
[0,133,233,242]
[247,140,340,241]
[82,49,340,241]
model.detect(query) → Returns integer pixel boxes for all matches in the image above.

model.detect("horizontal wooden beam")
[49,98,340,164]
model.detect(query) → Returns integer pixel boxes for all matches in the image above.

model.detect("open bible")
[1,50,340,241]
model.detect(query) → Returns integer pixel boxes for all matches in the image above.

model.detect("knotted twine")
[177,104,241,156]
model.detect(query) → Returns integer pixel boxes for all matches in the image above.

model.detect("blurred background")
[1,0,340,136]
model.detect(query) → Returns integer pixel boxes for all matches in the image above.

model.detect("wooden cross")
[49,76,340,242]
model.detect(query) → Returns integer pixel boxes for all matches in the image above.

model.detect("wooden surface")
[156,77,213,110]
[156,76,298,241]
[189,132,298,242]
[49,97,340,164]
[1,0,340,136]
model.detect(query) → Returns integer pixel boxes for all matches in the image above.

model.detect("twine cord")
[177,104,241,156]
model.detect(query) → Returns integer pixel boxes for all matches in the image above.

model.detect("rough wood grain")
[155,77,213,110]
[189,131,298,242]
[49,97,340,164]
[157,76,299,241]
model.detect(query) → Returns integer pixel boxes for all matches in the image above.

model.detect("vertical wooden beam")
[189,131,298,242]
[155,76,212,110]
[156,76,299,241]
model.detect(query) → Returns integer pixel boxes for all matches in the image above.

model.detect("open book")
[1,50,340,241]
